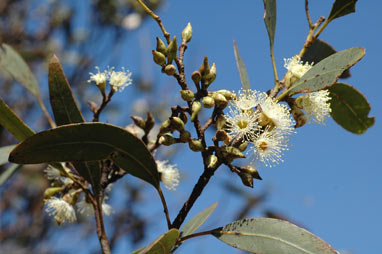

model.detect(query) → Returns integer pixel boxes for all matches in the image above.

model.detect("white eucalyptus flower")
[45,197,76,224]
[296,90,332,125]
[156,160,180,191]
[108,67,133,92]
[284,55,313,78]
[225,105,259,140]
[231,89,267,111]
[88,66,107,86]
[76,197,113,216]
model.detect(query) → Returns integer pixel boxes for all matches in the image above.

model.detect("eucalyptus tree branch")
[92,89,114,122]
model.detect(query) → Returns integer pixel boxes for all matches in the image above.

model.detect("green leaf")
[328,0,357,22]
[0,164,20,186]
[301,39,350,79]
[0,97,35,141]
[233,41,251,91]
[137,228,179,254]
[0,43,40,97]
[49,55,85,125]
[287,47,365,95]
[0,145,16,166]
[9,122,159,187]
[181,202,218,238]
[329,83,374,134]
[212,218,337,254]
[262,0,276,48]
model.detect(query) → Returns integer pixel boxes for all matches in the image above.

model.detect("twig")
[177,229,217,243]
[136,0,171,43]
[157,187,172,229]
[94,194,112,254]
[305,0,313,28]
[37,97,56,128]
[92,89,114,122]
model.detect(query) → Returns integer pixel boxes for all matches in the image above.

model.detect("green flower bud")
[145,112,155,132]
[170,116,184,131]
[188,139,204,152]
[241,165,262,180]
[44,187,64,200]
[156,37,167,55]
[191,71,201,84]
[164,64,177,76]
[152,50,166,66]
[212,92,228,108]
[238,172,254,188]
[238,141,249,152]
[179,89,195,101]
[159,133,176,146]
[207,155,218,168]
[202,96,215,108]
[216,114,226,131]
[217,89,236,100]
[179,130,191,142]
[159,119,172,135]
[191,101,202,122]
[222,146,245,160]
[131,115,146,129]
[204,62,216,84]
[181,22,193,43]
[167,36,178,64]
[199,56,210,76]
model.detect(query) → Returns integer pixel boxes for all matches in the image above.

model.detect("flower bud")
[167,36,178,64]
[181,22,193,43]
[44,187,64,200]
[131,115,146,129]
[179,89,195,101]
[179,130,191,142]
[222,146,245,160]
[238,172,254,188]
[170,116,184,131]
[188,139,204,152]
[145,112,155,132]
[204,62,216,84]
[199,56,210,76]
[216,114,226,131]
[191,71,201,85]
[217,89,236,100]
[207,155,218,168]
[238,141,249,152]
[164,64,177,76]
[159,119,172,135]
[152,50,166,66]
[191,101,202,122]
[156,37,167,55]
[202,96,215,108]
[212,92,228,108]
[159,133,176,146]
[241,165,262,180]
[215,130,230,144]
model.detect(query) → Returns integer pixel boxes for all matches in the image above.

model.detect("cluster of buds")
[152,36,178,76]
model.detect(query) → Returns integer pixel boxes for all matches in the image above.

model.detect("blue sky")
[108,1,382,253]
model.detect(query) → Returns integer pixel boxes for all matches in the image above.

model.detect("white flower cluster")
[156,160,180,191]
[88,66,132,92]
[225,89,294,167]
[284,55,313,79]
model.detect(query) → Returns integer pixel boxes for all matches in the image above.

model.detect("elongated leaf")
[0,97,35,141]
[301,39,350,78]
[262,0,276,48]
[138,229,179,254]
[212,218,337,254]
[0,43,40,97]
[9,123,159,187]
[49,55,84,125]
[0,145,16,166]
[329,83,374,134]
[0,164,20,186]
[287,47,365,95]
[181,202,218,238]
[328,0,357,21]
[233,41,251,90]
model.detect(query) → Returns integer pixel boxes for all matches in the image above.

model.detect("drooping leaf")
[0,145,16,166]
[212,218,337,254]
[181,202,218,238]
[262,0,276,48]
[135,228,179,254]
[9,123,159,187]
[48,55,84,125]
[0,97,35,141]
[233,41,251,91]
[329,83,374,134]
[328,0,357,22]
[287,47,365,95]
[0,164,20,186]
[301,39,350,78]
[0,43,40,97]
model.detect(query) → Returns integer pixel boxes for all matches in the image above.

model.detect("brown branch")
[305,0,313,28]
[92,89,114,122]
[94,194,111,254]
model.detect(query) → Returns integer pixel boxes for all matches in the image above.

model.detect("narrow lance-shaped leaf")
[301,39,350,78]
[262,0,276,48]
[0,43,40,97]
[212,218,337,254]
[48,55,101,194]
[9,122,160,187]
[181,202,218,238]
[0,97,35,141]
[233,41,251,91]
[329,83,374,134]
[287,47,365,96]
[0,145,16,166]
[134,229,179,254]
[328,0,357,22]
